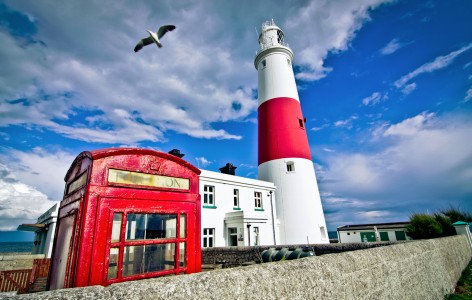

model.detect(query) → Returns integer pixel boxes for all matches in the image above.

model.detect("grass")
[446,258,472,299]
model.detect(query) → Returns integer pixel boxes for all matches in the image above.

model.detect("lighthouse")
[255,20,329,244]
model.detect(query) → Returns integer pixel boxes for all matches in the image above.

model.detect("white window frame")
[203,228,215,248]
[203,185,215,206]
[233,189,240,209]
[254,191,263,209]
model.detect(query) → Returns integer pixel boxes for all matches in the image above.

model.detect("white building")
[337,222,412,243]
[17,203,59,258]
[200,166,277,247]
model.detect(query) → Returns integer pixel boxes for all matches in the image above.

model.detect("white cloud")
[0,0,395,146]
[383,111,435,136]
[285,0,393,81]
[362,92,382,106]
[465,87,472,102]
[311,124,329,131]
[394,43,472,88]
[195,157,212,168]
[0,147,75,200]
[320,112,472,227]
[0,163,58,230]
[401,82,417,95]
[334,115,358,129]
[380,38,403,55]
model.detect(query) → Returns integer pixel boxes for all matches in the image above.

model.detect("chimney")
[219,163,237,175]
[168,149,184,158]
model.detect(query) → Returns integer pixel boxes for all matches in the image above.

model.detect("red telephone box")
[48,148,201,290]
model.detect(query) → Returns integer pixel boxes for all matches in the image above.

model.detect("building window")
[203,185,215,207]
[254,227,259,246]
[395,231,407,241]
[261,59,266,68]
[233,189,240,210]
[298,118,304,128]
[286,161,295,172]
[254,192,263,210]
[320,226,327,240]
[203,228,215,248]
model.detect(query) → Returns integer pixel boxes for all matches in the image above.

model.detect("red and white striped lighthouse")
[255,20,328,244]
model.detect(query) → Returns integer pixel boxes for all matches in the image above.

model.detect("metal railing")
[257,20,290,54]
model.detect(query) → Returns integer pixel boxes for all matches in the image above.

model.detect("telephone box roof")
[65,147,200,180]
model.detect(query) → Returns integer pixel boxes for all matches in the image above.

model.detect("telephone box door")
[90,198,198,286]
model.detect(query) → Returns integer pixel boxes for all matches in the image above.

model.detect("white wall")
[200,170,278,247]
[338,228,412,243]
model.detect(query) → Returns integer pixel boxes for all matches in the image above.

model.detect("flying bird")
[134,25,176,52]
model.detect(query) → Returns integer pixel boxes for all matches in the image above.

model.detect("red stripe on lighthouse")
[258,97,312,165]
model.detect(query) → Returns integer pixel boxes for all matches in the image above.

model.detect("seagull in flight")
[134,25,176,52]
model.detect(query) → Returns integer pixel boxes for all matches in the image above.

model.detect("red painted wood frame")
[48,148,201,289]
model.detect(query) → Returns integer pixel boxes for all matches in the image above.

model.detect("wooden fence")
[0,269,31,293]
[0,259,50,294]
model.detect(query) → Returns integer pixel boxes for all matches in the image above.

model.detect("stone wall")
[10,236,472,300]
[202,241,400,268]
[0,254,45,271]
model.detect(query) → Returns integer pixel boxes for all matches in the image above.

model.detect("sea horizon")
[0,241,33,253]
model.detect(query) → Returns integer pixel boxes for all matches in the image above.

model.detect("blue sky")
[0,0,471,241]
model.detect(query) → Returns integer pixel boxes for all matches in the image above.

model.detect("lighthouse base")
[258,158,329,244]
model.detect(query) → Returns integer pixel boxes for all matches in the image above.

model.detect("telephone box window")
[126,213,177,240]
[111,213,122,242]
[107,248,119,280]
[107,212,186,281]
[179,242,186,267]
[67,171,87,194]
[180,214,186,238]
[123,244,176,276]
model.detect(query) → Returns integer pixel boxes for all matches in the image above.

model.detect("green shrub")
[433,212,456,237]
[406,213,443,239]
[440,207,472,223]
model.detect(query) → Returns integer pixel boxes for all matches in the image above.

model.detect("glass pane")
[123,244,176,277]
[179,242,186,267]
[126,213,177,240]
[67,171,87,194]
[111,213,122,242]
[108,248,119,280]
[180,214,186,238]
[123,245,143,276]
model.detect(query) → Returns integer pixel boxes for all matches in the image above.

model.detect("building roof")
[17,223,46,232]
[200,169,275,190]
[337,221,409,231]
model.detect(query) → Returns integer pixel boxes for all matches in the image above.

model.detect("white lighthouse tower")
[255,20,329,244]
